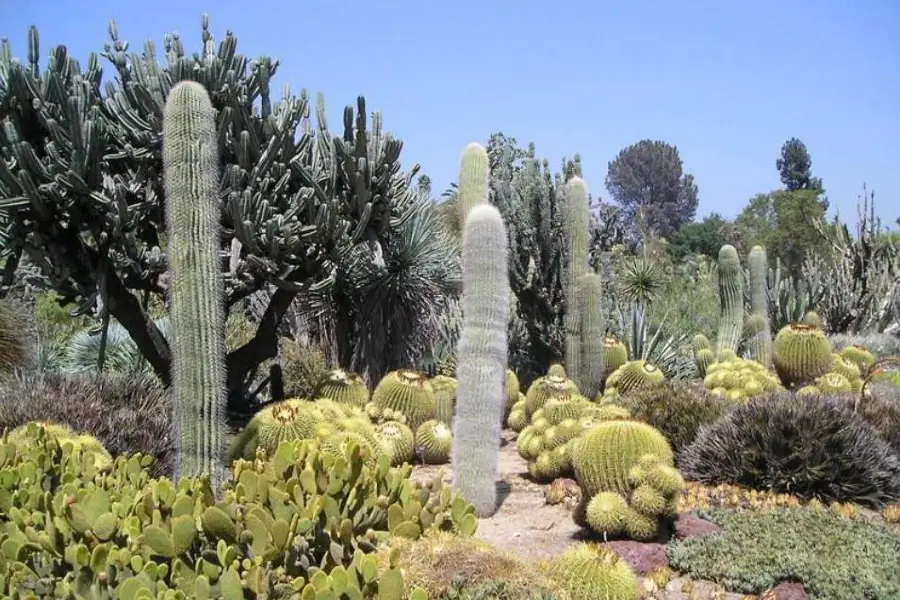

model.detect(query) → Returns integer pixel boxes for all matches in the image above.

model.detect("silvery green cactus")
[715,244,744,357]
[452,200,510,518]
[456,143,491,227]
[564,177,590,387]
[162,81,228,495]
[578,273,605,398]
[746,245,773,367]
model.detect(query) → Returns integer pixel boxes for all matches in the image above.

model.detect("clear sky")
[5,0,899,227]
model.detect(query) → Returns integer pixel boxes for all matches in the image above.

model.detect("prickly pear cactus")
[162,81,228,494]
[452,202,510,518]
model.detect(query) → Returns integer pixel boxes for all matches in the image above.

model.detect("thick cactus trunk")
[456,143,491,227]
[747,245,773,367]
[564,177,590,387]
[162,81,228,495]
[578,273,605,398]
[715,245,744,357]
[452,201,510,518]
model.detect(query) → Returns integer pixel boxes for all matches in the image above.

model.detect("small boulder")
[673,512,722,540]
[602,540,668,574]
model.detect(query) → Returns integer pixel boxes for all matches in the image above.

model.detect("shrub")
[0,370,174,477]
[280,338,331,398]
[619,381,735,454]
[668,506,900,599]
[679,393,900,506]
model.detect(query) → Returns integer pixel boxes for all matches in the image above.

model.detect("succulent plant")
[371,370,436,431]
[524,374,580,416]
[415,420,453,464]
[315,369,370,408]
[601,360,665,399]
[547,543,640,600]
[772,323,833,387]
[375,420,416,466]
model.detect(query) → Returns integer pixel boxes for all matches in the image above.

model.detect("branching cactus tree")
[162,81,228,493]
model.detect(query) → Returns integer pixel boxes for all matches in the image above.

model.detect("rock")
[544,478,581,506]
[674,512,722,539]
[602,540,668,574]
[760,582,811,600]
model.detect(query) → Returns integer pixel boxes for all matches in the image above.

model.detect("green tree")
[605,140,699,242]
[776,137,824,193]
[0,20,419,410]
[667,213,731,261]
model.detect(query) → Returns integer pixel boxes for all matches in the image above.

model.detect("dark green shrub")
[619,380,735,454]
[281,338,332,398]
[679,393,900,506]
[0,370,174,477]
[668,506,900,599]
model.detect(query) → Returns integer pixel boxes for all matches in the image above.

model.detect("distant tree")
[776,138,824,195]
[667,213,731,261]
[605,140,699,242]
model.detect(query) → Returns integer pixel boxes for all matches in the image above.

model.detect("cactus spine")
[746,245,773,367]
[578,273,605,398]
[162,81,228,495]
[456,143,491,227]
[715,245,744,357]
[564,177,590,387]
[452,201,510,517]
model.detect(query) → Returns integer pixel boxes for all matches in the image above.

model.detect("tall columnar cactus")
[715,245,744,357]
[578,273,605,398]
[564,177,590,387]
[456,143,491,228]
[746,245,773,368]
[162,81,228,495]
[452,203,510,518]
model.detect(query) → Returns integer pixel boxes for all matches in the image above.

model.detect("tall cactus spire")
[578,273,605,398]
[456,142,491,227]
[564,177,590,387]
[715,244,745,357]
[746,245,773,367]
[162,81,228,495]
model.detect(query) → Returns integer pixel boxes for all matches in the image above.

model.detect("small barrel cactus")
[772,323,833,387]
[415,420,453,464]
[547,543,640,600]
[314,369,370,408]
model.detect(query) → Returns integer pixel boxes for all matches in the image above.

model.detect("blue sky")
[6,0,899,227]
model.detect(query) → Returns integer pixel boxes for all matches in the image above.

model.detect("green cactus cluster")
[0,422,479,598]
[600,360,665,401]
[546,542,640,600]
[794,353,866,396]
[601,336,629,383]
[772,322,834,388]
[584,453,684,541]
[369,370,437,431]
[428,375,457,426]
[839,345,876,374]
[702,357,784,401]
[315,369,371,408]
[523,372,580,416]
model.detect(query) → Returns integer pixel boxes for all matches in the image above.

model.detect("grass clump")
[668,506,900,599]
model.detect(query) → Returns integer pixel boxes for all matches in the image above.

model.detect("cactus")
[456,142,491,227]
[601,360,665,400]
[839,344,875,373]
[548,363,567,378]
[747,246,773,368]
[715,245,745,356]
[162,81,228,494]
[375,420,416,465]
[601,336,629,383]
[524,374,580,416]
[564,177,591,387]
[772,323,833,387]
[547,543,640,600]
[505,369,521,413]
[314,369,370,408]
[430,375,457,425]
[452,202,510,517]
[506,407,528,432]
[415,419,453,464]
[370,370,436,430]
[814,372,853,394]
[578,273,606,399]
[801,310,822,328]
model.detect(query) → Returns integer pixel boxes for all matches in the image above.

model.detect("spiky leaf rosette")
[314,369,370,408]
[524,374,579,416]
[839,345,875,373]
[429,375,457,426]
[547,543,640,600]
[244,399,325,458]
[772,323,833,387]
[371,370,436,430]
[571,420,674,498]
[415,419,452,464]
[375,420,416,466]
[602,360,665,399]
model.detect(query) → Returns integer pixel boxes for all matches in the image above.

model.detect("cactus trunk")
[578,273,605,398]
[564,177,590,387]
[452,202,510,518]
[715,245,744,357]
[162,81,228,495]
[747,245,773,367]
[456,143,491,228]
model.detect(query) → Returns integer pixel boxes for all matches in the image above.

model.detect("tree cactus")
[715,245,745,356]
[162,81,228,494]
[452,202,510,517]
[564,177,591,387]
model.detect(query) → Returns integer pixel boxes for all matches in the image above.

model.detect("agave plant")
[65,318,171,375]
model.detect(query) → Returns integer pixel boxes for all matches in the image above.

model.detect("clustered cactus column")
[578,273,605,398]
[564,177,590,387]
[162,81,229,495]
[456,142,491,228]
[714,244,745,357]
[746,245,773,367]
[452,201,510,518]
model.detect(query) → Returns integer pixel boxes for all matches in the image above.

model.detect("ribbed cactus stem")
[452,203,509,518]
[747,245,772,367]
[715,245,744,356]
[456,142,491,227]
[564,177,590,387]
[578,273,605,399]
[162,81,228,495]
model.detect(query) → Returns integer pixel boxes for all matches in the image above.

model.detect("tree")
[605,140,699,242]
[667,213,731,261]
[0,20,419,411]
[776,138,824,194]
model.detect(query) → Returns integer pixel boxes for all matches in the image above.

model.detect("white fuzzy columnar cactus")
[162,81,228,495]
[452,202,510,517]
